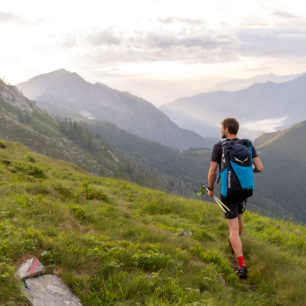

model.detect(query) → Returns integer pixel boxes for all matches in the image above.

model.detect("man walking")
[207,118,264,279]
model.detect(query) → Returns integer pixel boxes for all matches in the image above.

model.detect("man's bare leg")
[238,214,243,236]
[227,215,247,279]
[227,217,243,257]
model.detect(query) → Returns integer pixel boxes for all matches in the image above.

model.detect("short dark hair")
[222,118,239,135]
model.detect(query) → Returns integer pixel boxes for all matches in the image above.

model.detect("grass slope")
[253,131,281,147]
[0,139,305,305]
[252,121,306,222]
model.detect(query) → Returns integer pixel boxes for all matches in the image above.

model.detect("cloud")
[0,11,43,25]
[0,11,24,23]
[61,35,78,48]
[60,16,306,69]
[70,27,239,66]
[85,30,122,46]
[142,32,231,49]
[237,27,306,57]
[272,10,297,19]
[157,17,207,26]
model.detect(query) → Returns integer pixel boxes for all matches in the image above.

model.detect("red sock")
[237,256,246,268]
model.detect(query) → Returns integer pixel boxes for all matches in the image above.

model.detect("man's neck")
[226,134,237,140]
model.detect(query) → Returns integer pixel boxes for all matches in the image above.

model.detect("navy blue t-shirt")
[211,138,258,164]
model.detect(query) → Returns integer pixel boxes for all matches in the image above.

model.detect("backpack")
[220,139,254,200]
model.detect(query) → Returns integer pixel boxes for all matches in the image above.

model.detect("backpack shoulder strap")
[237,138,252,147]
[237,138,253,157]
[217,140,227,184]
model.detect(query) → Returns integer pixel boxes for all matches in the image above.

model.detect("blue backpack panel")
[220,139,254,200]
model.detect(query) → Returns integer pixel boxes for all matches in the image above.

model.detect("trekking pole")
[200,184,232,214]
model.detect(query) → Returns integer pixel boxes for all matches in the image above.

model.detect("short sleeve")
[251,145,258,158]
[211,142,222,164]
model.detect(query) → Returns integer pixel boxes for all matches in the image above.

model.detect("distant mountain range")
[18,69,215,150]
[206,73,302,92]
[160,74,306,139]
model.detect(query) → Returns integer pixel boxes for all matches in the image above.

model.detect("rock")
[16,257,45,280]
[176,229,192,237]
[24,274,82,306]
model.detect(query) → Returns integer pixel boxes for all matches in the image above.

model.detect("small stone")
[176,229,192,237]
[16,257,45,280]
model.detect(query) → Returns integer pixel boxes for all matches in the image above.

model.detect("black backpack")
[220,139,254,200]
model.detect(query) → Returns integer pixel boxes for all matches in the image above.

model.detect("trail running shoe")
[228,237,234,254]
[237,266,248,279]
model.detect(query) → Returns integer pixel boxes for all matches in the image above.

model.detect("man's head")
[221,118,239,138]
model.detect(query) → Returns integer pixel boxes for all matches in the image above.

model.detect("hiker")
[207,118,264,279]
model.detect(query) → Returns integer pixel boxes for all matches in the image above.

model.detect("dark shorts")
[221,197,247,219]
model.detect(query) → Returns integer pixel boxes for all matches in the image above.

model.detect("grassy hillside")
[0,139,305,305]
[253,131,281,147]
[252,121,306,222]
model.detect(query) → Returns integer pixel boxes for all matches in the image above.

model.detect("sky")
[1,0,306,106]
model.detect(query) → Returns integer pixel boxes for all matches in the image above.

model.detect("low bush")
[53,183,73,199]
[81,183,108,201]
[14,162,46,179]
[70,206,92,223]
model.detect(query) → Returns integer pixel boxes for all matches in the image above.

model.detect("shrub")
[128,193,135,202]
[0,262,14,280]
[132,252,173,272]
[26,183,50,195]
[53,183,73,199]
[14,162,46,179]
[40,249,60,267]
[81,183,108,201]
[26,155,36,163]
[70,206,92,223]
[1,159,10,166]
[13,194,35,207]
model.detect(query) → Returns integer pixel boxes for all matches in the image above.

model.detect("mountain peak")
[27,69,86,84]
[51,68,71,75]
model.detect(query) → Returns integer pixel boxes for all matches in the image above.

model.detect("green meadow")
[0,139,305,305]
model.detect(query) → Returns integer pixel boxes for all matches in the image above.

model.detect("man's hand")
[208,189,214,198]
[253,157,264,173]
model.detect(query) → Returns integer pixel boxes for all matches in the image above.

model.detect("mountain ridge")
[206,72,303,93]
[160,74,306,138]
[18,69,215,150]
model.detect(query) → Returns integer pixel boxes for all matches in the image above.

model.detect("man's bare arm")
[208,161,218,193]
[253,157,264,173]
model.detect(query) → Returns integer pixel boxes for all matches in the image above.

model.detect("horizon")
[16,67,301,138]
[1,0,306,106]
[13,67,304,107]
